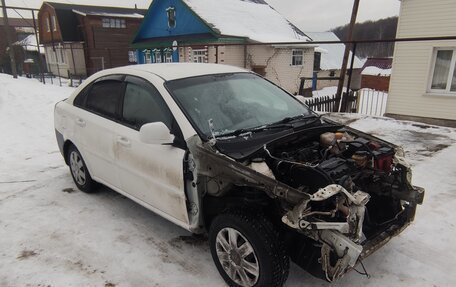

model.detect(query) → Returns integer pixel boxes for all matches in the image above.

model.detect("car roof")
[110,63,249,81]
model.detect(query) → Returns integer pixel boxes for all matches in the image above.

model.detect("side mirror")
[139,122,175,145]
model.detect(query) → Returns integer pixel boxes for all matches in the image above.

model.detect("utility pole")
[1,0,18,78]
[336,0,360,111]
[31,10,45,84]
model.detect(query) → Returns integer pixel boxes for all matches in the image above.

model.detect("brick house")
[38,2,147,77]
[132,0,315,94]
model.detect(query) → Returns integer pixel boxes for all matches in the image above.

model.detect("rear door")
[114,75,189,224]
[73,75,124,188]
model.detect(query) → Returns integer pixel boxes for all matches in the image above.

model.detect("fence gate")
[354,89,389,116]
[303,88,388,116]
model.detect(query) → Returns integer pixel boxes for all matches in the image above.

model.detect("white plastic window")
[429,48,456,94]
[193,49,206,63]
[292,49,303,66]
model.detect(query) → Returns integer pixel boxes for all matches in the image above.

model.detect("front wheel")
[209,210,289,287]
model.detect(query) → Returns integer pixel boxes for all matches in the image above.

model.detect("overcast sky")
[2,0,400,31]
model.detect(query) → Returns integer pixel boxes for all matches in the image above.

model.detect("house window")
[128,51,137,63]
[51,15,57,31]
[144,50,152,63]
[46,17,50,32]
[153,49,162,63]
[166,6,176,29]
[102,18,110,27]
[58,48,65,64]
[164,49,173,63]
[314,52,321,71]
[193,49,206,63]
[292,49,304,66]
[429,48,456,93]
[102,18,126,28]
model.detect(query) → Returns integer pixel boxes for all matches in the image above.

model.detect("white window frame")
[428,47,456,95]
[164,49,173,63]
[193,49,206,63]
[153,49,162,63]
[144,50,152,64]
[102,18,110,28]
[46,17,50,32]
[51,15,57,31]
[291,49,304,66]
[128,51,137,63]
[58,47,65,64]
[102,18,127,29]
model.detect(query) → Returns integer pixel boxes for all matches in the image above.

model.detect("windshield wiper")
[215,123,293,138]
[272,113,320,125]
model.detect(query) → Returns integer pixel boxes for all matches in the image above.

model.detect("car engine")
[245,128,417,280]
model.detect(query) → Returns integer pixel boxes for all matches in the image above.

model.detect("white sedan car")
[54,63,423,287]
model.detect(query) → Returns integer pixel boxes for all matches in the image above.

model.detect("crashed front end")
[188,124,424,282]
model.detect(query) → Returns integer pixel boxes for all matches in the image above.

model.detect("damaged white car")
[54,63,424,287]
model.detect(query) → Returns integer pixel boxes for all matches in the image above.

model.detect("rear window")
[86,80,123,119]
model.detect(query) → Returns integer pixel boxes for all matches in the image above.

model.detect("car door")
[73,75,124,188]
[114,75,189,224]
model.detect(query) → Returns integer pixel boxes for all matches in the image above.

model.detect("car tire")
[209,210,289,287]
[67,145,96,193]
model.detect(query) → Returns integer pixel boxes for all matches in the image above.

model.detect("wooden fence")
[305,95,341,112]
[303,89,388,116]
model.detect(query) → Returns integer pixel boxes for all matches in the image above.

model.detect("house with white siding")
[132,0,316,94]
[386,0,456,126]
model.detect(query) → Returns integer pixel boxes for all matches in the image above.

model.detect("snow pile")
[1,74,456,286]
[72,10,144,18]
[306,32,363,70]
[312,86,338,98]
[362,66,392,76]
[183,0,309,43]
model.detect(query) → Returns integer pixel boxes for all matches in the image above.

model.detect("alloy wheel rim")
[215,227,259,287]
[70,151,86,185]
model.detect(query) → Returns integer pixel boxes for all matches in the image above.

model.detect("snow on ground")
[312,86,338,98]
[1,74,456,287]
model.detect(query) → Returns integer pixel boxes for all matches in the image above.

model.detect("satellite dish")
[172,40,178,51]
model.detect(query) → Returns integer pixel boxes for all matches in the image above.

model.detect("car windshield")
[166,73,314,138]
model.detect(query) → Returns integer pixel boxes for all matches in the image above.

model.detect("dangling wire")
[353,259,371,279]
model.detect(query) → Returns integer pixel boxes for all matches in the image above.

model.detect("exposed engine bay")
[250,128,423,281]
[187,123,425,282]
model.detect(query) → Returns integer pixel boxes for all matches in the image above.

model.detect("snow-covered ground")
[1,74,456,287]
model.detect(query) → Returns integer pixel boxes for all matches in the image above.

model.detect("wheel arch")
[63,140,75,165]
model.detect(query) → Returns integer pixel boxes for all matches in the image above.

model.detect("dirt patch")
[62,187,76,193]
[17,249,38,260]
[105,282,116,287]
[146,236,201,275]
[407,130,448,141]
[168,235,208,250]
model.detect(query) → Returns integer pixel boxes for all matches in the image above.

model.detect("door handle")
[75,118,86,127]
[116,136,131,147]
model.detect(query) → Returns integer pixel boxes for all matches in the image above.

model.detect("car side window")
[122,80,173,130]
[86,80,123,119]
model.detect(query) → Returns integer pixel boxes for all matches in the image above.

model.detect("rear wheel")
[67,145,96,193]
[209,210,289,287]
